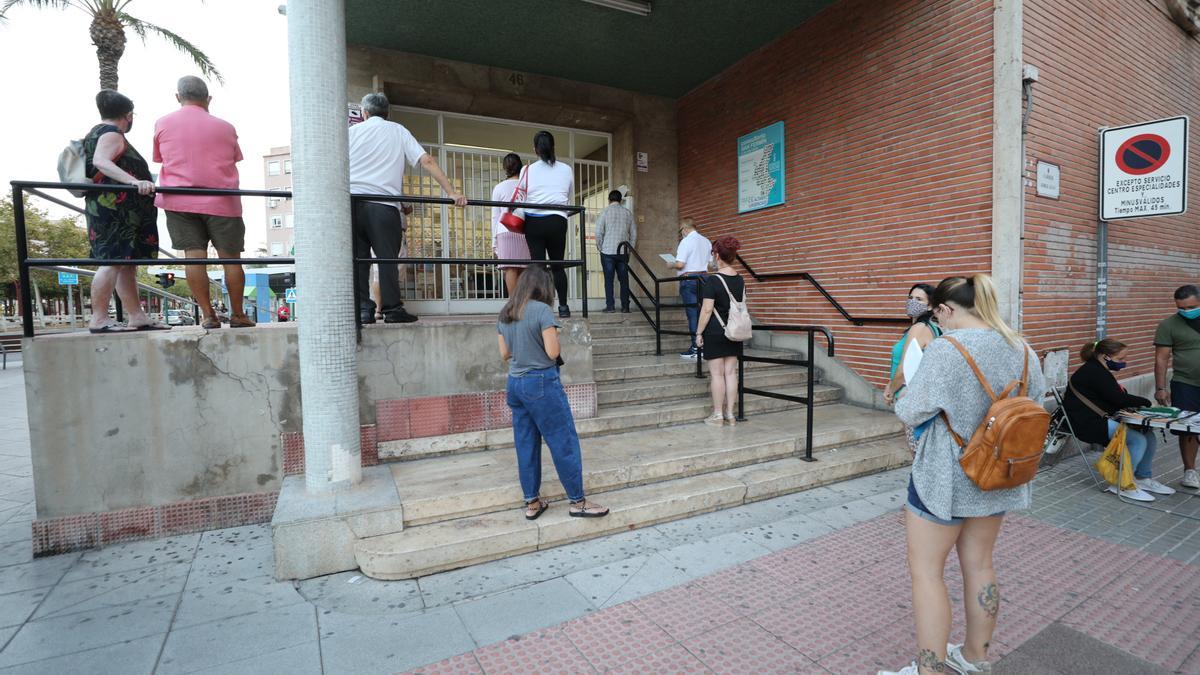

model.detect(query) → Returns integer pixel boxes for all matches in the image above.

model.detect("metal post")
[352,223,362,344]
[654,279,662,356]
[802,330,817,462]
[736,349,746,421]
[578,210,588,318]
[1096,219,1108,338]
[12,187,34,338]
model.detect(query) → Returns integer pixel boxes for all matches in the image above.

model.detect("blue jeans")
[507,367,585,502]
[1107,419,1157,479]
[600,253,629,310]
[679,278,701,349]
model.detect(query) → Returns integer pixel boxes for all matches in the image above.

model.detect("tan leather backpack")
[939,336,1051,491]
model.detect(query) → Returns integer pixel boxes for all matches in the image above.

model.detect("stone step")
[593,350,801,383]
[378,382,842,462]
[354,432,910,580]
[596,368,814,406]
[586,311,689,325]
[383,403,903,528]
[592,335,694,357]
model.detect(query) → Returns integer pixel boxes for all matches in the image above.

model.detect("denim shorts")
[1170,381,1200,437]
[905,477,1004,527]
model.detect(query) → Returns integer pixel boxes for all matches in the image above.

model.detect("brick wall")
[1023,0,1200,377]
[677,0,995,386]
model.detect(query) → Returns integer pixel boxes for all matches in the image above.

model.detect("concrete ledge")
[270,465,404,580]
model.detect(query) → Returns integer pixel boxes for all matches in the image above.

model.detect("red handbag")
[499,165,528,234]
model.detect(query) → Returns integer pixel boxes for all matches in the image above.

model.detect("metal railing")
[9,181,588,338]
[737,325,834,462]
[734,253,909,327]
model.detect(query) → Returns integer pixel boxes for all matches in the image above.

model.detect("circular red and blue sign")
[1115,134,1171,175]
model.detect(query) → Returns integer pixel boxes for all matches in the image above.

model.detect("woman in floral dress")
[82,89,167,332]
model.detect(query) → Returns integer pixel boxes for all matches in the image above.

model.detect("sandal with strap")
[568,499,609,518]
[524,498,548,520]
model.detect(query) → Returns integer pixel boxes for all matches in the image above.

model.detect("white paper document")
[658,253,677,265]
[901,340,924,385]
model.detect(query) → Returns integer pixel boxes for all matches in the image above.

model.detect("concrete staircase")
[273,313,908,581]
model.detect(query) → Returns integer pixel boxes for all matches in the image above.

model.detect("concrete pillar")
[991,0,1024,329]
[287,0,361,491]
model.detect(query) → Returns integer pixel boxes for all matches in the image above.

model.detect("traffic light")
[282,273,295,287]
[156,272,175,288]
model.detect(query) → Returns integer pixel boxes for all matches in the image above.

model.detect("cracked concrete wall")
[24,321,593,518]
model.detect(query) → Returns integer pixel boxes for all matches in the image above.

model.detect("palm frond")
[0,0,74,22]
[119,11,224,84]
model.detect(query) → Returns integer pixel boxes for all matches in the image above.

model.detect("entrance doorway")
[388,107,612,315]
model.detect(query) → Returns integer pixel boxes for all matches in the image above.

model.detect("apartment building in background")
[263,146,293,257]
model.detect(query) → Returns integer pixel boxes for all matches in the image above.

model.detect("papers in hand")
[901,339,923,385]
[659,253,677,265]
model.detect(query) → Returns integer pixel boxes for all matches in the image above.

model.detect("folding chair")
[1042,384,1103,487]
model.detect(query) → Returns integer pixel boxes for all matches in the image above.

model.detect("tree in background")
[0,0,222,90]
[0,197,90,315]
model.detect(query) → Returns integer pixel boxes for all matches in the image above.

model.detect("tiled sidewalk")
[409,513,1199,674]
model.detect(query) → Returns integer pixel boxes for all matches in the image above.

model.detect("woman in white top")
[522,131,575,318]
[491,152,530,296]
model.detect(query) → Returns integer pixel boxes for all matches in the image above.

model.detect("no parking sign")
[1100,116,1188,220]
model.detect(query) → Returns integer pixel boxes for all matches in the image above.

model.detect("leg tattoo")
[918,649,945,672]
[977,583,1000,619]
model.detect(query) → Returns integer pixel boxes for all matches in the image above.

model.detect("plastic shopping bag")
[1094,422,1136,491]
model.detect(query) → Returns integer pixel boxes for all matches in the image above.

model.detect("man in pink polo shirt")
[153,75,253,329]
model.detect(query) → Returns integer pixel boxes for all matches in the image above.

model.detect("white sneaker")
[946,643,992,674]
[1181,469,1200,490]
[877,664,919,675]
[1136,478,1177,496]
[1107,485,1155,502]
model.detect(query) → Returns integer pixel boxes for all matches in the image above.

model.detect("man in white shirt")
[671,217,712,359]
[349,92,466,323]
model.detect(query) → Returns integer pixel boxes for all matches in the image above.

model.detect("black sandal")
[568,499,609,518]
[524,498,548,520]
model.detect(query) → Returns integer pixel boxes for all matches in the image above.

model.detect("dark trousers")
[353,201,405,313]
[524,214,569,309]
[600,253,630,310]
[680,278,701,349]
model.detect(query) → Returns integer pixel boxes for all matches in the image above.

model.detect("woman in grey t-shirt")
[497,267,607,520]
[882,275,1046,675]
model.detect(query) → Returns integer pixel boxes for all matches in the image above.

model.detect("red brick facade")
[1023,0,1200,377]
[678,0,996,386]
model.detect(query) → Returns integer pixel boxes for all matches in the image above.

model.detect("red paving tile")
[472,629,594,674]
[683,617,824,674]
[606,644,707,675]
[562,602,674,671]
[633,581,737,640]
[406,514,1196,674]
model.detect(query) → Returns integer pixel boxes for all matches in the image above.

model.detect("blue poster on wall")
[737,122,785,213]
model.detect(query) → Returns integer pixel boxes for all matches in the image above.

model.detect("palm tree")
[0,0,222,91]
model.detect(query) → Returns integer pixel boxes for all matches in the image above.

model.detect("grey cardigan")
[894,328,1047,521]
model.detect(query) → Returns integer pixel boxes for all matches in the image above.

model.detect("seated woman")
[1061,338,1176,502]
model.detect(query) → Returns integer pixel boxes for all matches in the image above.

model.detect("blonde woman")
[881,275,1046,675]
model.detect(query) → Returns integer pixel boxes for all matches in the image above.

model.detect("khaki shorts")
[165,211,245,253]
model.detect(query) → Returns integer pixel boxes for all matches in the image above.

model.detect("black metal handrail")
[734,253,908,327]
[10,181,589,338]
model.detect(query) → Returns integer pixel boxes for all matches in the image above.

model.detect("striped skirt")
[495,231,530,269]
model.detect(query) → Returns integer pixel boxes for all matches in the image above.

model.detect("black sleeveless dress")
[701,273,746,360]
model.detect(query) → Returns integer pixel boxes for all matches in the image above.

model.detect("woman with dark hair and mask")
[1061,337,1175,502]
[884,284,940,406]
[491,152,530,296]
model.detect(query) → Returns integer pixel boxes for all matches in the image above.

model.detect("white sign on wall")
[1036,161,1060,199]
[1100,116,1188,220]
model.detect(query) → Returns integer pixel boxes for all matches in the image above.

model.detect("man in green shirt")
[1154,284,1200,490]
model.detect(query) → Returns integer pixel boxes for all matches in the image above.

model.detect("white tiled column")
[288,0,361,491]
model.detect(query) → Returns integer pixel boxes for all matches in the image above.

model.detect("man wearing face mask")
[1154,284,1200,490]
[1064,338,1174,501]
